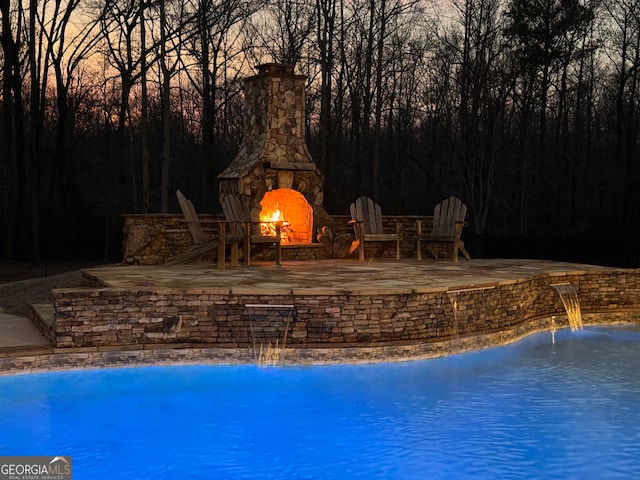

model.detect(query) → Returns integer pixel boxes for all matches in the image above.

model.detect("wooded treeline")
[0,0,638,265]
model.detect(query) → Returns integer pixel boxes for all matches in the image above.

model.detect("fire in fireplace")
[218,63,328,245]
[260,188,313,244]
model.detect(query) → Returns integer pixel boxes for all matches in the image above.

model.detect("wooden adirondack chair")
[220,194,282,266]
[416,196,471,262]
[165,190,239,268]
[349,196,400,261]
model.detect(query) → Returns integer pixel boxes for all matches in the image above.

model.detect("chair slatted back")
[350,196,384,236]
[431,196,467,237]
[221,195,250,239]
[177,189,206,244]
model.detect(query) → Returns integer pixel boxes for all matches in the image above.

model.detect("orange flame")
[260,204,289,242]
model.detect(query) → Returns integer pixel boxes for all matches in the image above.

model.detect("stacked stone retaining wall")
[51,270,640,349]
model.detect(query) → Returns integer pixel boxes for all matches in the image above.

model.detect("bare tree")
[449,0,508,240]
[180,0,261,206]
[336,0,374,196]
[314,0,336,177]
[46,2,101,215]
[602,0,640,232]
[157,0,175,212]
[504,0,595,234]
[138,0,151,213]
[95,0,143,210]
[385,28,431,211]
[0,0,27,260]
[251,0,315,66]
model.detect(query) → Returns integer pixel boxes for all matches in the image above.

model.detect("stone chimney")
[218,64,326,244]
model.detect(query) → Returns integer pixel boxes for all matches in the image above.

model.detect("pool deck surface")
[83,258,611,293]
[0,258,615,354]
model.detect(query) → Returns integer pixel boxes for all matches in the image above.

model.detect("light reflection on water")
[1,326,640,479]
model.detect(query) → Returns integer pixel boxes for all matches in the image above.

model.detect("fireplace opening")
[260,188,313,244]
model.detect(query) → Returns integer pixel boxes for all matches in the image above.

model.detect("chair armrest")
[349,219,365,239]
[179,218,220,225]
[416,217,434,235]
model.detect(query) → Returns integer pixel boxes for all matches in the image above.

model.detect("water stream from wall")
[245,304,295,366]
[446,286,496,341]
[446,293,460,339]
[550,283,584,331]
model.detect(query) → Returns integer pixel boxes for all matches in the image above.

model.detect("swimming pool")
[1,326,639,479]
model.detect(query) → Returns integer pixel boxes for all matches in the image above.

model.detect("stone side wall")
[51,270,640,349]
[3,311,640,373]
[123,214,220,265]
[122,214,432,264]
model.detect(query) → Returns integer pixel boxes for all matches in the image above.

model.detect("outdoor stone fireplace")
[218,63,327,244]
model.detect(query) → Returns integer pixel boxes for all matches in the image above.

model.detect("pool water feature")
[551,282,584,331]
[1,326,639,479]
[245,303,295,366]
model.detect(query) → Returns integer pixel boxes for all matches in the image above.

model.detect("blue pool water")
[1,326,640,479]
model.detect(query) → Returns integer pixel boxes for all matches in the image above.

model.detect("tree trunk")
[160,0,171,213]
[28,0,41,264]
[371,0,386,201]
[0,0,17,260]
[139,0,150,213]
